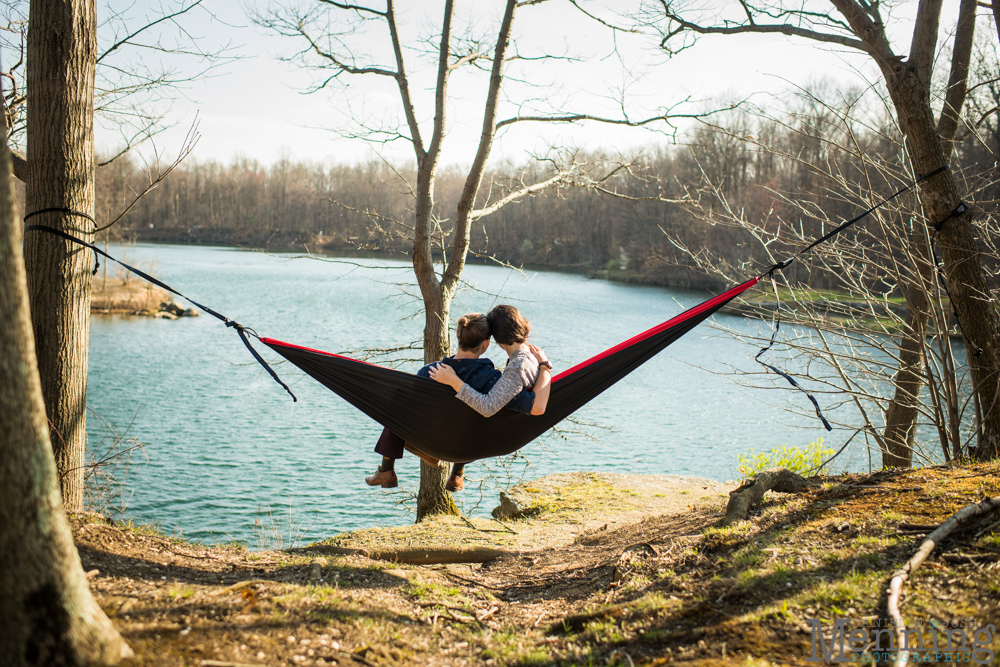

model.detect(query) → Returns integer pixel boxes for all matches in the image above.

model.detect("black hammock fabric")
[261,277,759,462]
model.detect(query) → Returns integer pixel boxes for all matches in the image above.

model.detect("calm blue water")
[86,244,865,544]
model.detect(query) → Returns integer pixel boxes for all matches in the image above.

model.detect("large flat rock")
[492,471,729,532]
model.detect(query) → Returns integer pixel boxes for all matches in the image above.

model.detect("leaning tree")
[0,89,131,667]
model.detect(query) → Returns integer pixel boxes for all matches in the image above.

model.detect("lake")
[86,244,862,545]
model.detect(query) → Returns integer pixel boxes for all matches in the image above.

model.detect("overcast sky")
[92,0,961,169]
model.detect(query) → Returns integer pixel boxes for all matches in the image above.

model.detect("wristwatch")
[538,360,553,371]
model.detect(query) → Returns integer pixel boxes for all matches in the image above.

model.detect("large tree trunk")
[0,99,131,667]
[880,0,977,468]
[885,32,1000,463]
[22,0,99,510]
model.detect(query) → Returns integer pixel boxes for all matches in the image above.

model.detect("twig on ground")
[885,496,1000,667]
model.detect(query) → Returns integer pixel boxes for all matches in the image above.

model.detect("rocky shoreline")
[91,278,198,319]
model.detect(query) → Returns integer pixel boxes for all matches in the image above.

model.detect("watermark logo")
[805,618,996,664]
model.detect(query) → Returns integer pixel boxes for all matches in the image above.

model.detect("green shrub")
[737,438,834,478]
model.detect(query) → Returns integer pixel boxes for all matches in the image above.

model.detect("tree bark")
[882,277,928,467]
[881,0,977,468]
[0,95,131,667]
[405,0,458,517]
[22,0,99,510]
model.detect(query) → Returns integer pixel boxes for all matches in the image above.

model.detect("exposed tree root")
[721,468,815,526]
[885,495,1000,666]
[293,544,516,564]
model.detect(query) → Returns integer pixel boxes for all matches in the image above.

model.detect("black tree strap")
[24,206,98,226]
[24,208,102,274]
[799,164,949,256]
[929,202,982,357]
[756,164,951,431]
[23,224,297,402]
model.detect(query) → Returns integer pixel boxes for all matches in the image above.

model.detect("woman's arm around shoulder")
[527,345,551,415]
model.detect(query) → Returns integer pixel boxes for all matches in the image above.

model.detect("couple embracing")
[365,304,552,492]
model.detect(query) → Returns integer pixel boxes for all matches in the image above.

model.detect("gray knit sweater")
[456,348,538,417]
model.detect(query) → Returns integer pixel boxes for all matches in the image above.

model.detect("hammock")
[261,278,759,462]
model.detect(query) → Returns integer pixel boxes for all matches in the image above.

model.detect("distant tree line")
[96,90,998,294]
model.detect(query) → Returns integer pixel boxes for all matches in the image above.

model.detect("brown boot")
[365,469,398,488]
[404,443,440,467]
[445,474,464,492]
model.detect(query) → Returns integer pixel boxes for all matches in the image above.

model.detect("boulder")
[157,301,199,317]
[159,301,187,316]
[492,490,536,520]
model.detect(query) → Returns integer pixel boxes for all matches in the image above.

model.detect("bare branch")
[470,171,568,221]
[97,0,206,64]
[95,119,201,233]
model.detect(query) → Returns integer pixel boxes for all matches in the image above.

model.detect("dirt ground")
[73,465,1000,666]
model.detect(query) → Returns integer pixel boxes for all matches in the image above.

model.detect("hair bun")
[457,315,471,328]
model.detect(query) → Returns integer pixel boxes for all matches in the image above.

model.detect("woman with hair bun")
[365,312,538,492]
[429,303,552,418]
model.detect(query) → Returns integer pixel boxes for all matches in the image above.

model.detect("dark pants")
[374,427,405,459]
[373,427,466,476]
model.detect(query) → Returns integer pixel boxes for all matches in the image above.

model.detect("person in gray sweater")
[429,304,552,415]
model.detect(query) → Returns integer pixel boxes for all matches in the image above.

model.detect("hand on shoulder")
[527,344,548,364]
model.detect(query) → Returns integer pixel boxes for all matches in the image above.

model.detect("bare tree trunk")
[883,278,929,467]
[0,97,131,667]
[406,0,458,518]
[992,0,1000,44]
[881,0,977,468]
[22,0,98,510]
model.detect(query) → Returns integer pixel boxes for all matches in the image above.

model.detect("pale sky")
[93,0,961,169]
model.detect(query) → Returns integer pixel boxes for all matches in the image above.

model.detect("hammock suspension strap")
[757,164,952,430]
[23,222,297,402]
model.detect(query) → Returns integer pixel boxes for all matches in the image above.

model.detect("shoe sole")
[381,481,399,488]
[404,444,440,467]
[445,484,463,492]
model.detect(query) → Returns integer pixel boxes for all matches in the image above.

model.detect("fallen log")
[721,468,815,526]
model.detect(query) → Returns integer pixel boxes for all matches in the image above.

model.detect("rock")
[159,301,186,316]
[492,490,537,520]
[492,472,729,522]
[155,301,199,318]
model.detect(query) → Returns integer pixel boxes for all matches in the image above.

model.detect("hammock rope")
[23,223,297,401]
[22,163,961,452]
